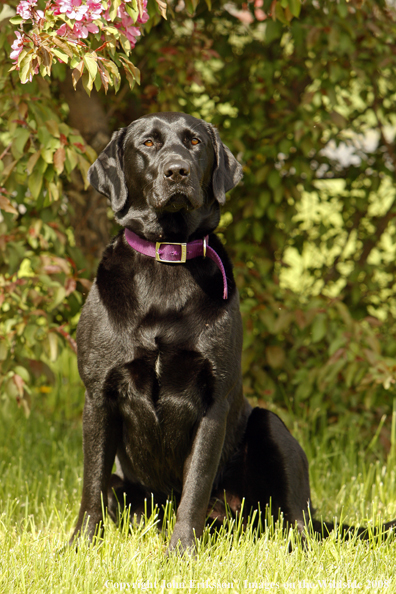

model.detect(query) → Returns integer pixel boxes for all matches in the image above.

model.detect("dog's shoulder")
[94,230,140,314]
[97,229,135,277]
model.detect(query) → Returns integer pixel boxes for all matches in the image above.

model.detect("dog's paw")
[68,518,105,550]
[166,526,196,557]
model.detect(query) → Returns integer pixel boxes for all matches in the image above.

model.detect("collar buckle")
[155,242,187,263]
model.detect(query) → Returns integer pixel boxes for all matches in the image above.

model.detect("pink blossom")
[54,0,87,21]
[254,0,266,21]
[86,0,103,19]
[123,0,149,24]
[137,10,149,24]
[54,0,104,21]
[118,24,141,45]
[73,21,99,37]
[115,21,141,46]
[16,0,39,20]
[137,0,149,24]
[105,1,149,29]
[118,4,133,27]
[53,0,103,39]
[57,21,99,39]
[56,23,68,35]
[113,3,143,44]
[10,31,25,61]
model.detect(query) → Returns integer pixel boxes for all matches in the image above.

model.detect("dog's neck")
[115,200,221,244]
[124,228,228,300]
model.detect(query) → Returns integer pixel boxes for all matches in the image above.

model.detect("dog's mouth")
[162,192,195,213]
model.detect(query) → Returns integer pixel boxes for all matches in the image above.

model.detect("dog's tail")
[309,517,396,541]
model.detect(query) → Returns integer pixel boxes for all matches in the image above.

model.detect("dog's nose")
[163,160,190,182]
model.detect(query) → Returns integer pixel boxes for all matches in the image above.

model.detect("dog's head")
[88,112,243,242]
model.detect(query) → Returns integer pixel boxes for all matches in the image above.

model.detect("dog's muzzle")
[162,192,194,212]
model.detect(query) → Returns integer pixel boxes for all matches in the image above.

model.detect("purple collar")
[124,228,228,299]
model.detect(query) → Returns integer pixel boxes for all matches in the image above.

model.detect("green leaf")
[253,221,264,243]
[274,3,288,25]
[38,125,52,148]
[10,16,25,24]
[1,159,18,183]
[28,169,44,199]
[120,56,141,86]
[49,286,66,311]
[65,147,78,173]
[337,0,348,18]
[77,154,91,189]
[41,146,55,164]
[329,335,346,357]
[52,48,69,63]
[108,0,122,21]
[268,169,281,190]
[81,72,92,95]
[11,127,30,160]
[19,53,34,85]
[45,120,60,138]
[94,71,102,92]
[289,0,301,18]
[47,181,60,201]
[46,332,59,361]
[14,365,31,383]
[265,345,285,368]
[51,36,74,58]
[126,2,139,22]
[83,54,98,82]
[311,314,327,343]
[0,342,7,360]
[256,166,270,184]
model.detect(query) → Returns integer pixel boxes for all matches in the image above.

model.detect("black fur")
[71,112,395,552]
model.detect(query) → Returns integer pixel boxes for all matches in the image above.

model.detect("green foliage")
[239,281,396,419]
[0,70,94,407]
[1,0,396,427]
[0,202,93,410]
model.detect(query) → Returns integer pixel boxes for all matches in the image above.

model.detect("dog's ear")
[208,125,243,205]
[88,128,128,212]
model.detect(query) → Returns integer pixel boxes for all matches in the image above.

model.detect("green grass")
[1,388,396,593]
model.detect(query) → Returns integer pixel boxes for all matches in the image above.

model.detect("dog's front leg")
[169,398,229,554]
[70,393,121,545]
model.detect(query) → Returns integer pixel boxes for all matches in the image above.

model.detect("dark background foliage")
[1,0,396,448]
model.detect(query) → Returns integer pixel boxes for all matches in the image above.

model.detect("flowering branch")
[9,0,153,94]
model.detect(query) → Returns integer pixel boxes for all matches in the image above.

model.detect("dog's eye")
[191,138,200,146]
[144,139,154,147]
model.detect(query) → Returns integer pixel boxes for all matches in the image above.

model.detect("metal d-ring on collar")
[124,228,228,299]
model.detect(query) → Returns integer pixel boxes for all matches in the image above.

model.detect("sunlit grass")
[1,392,396,593]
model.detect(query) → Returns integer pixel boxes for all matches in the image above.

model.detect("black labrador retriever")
[71,112,395,552]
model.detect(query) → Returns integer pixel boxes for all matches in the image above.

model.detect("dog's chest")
[119,311,215,411]
[104,310,216,490]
